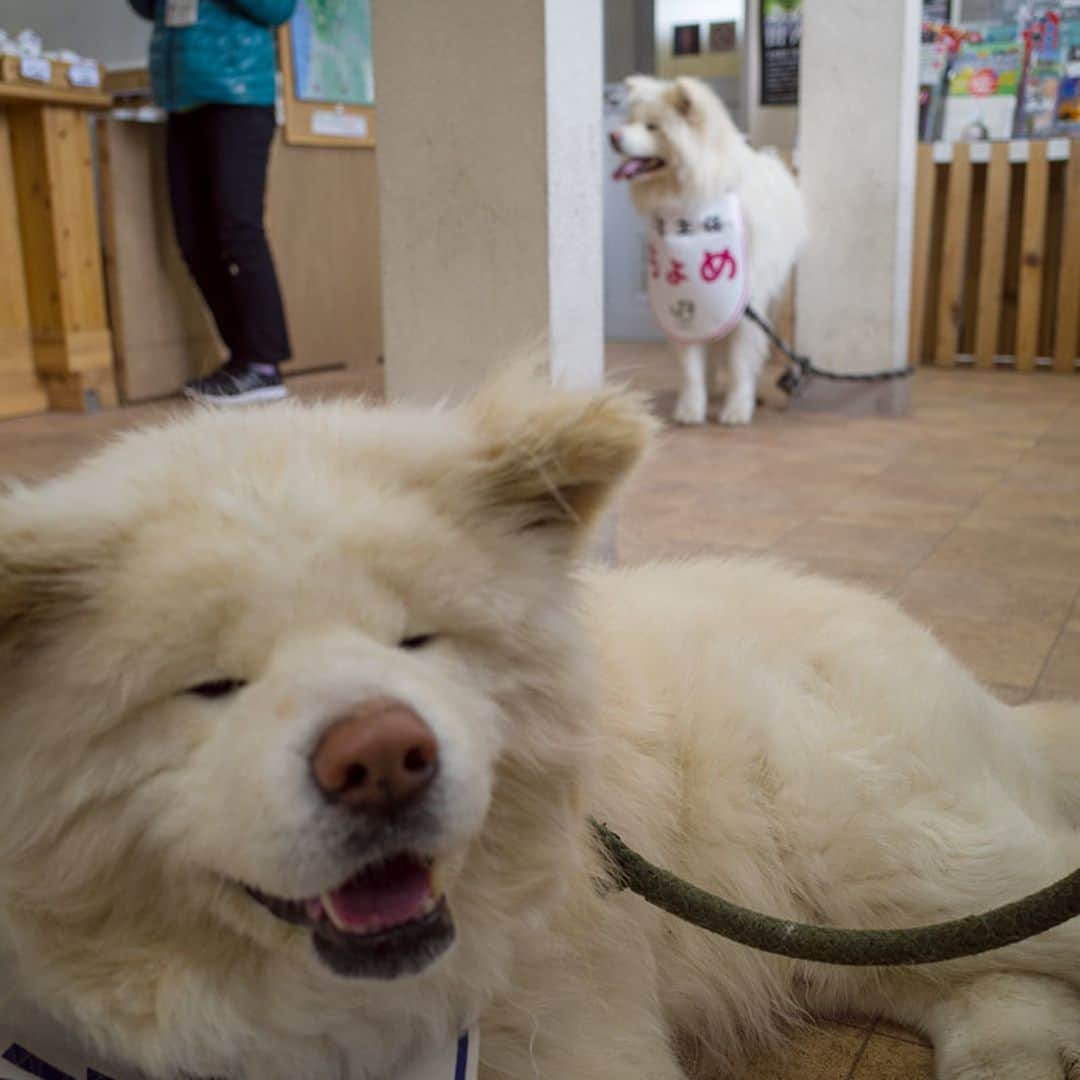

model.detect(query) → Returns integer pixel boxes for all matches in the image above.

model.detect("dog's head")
[611,75,746,208]
[0,377,654,1071]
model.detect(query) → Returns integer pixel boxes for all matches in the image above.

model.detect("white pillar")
[372,0,604,403]
[796,0,920,389]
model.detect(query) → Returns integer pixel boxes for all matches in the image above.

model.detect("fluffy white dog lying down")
[2,378,1080,1080]
[612,75,807,426]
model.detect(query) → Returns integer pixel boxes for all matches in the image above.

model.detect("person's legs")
[166,110,237,351]
[204,105,292,370]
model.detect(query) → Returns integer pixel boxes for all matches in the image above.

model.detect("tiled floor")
[4,347,1080,1078]
[611,343,1080,712]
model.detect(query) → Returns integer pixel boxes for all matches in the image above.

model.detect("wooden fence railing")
[910,138,1080,372]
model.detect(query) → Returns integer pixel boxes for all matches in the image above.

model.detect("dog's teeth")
[321,893,348,931]
[429,865,445,900]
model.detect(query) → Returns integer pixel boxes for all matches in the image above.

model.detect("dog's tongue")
[613,158,647,181]
[324,855,433,933]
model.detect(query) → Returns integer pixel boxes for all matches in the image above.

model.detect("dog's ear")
[463,372,657,549]
[0,552,80,663]
[624,74,663,103]
[670,76,712,123]
[0,505,98,664]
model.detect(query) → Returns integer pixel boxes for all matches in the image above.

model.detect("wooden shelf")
[0,82,111,110]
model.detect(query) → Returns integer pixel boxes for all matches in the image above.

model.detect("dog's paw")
[718,394,755,426]
[673,390,707,426]
[928,974,1080,1080]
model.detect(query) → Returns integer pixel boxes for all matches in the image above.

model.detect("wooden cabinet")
[0,82,116,415]
[0,110,47,419]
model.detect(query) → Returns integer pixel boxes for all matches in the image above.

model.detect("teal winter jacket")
[127,0,297,112]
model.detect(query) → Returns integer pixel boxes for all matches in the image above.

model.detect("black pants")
[166,105,292,368]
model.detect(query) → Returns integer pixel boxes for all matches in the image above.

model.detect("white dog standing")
[612,75,808,426]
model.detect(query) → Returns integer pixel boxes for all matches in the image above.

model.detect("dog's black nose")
[609,130,623,152]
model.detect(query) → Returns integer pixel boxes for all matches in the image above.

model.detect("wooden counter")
[0,83,116,415]
[98,116,383,402]
[1,69,382,415]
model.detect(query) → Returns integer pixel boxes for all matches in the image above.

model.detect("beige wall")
[655,0,742,81]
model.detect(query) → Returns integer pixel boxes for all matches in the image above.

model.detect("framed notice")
[672,24,702,56]
[760,0,801,106]
[709,21,738,53]
[277,0,375,149]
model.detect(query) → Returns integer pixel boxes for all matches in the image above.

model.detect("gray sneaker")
[183,361,288,405]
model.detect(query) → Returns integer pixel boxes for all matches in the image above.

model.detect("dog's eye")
[186,679,247,699]
[399,634,437,651]
[645,122,659,131]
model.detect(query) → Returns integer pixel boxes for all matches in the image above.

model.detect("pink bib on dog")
[646,193,750,346]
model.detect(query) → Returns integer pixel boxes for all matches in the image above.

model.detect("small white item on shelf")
[0,27,102,87]
[67,60,102,88]
[18,55,51,83]
[15,29,43,57]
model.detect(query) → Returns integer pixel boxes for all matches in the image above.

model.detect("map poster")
[760,0,801,106]
[289,0,374,107]
[278,0,375,148]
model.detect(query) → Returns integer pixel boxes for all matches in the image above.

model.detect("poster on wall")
[277,0,375,148]
[942,38,1022,140]
[289,0,374,106]
[760,0,802,106]
[1016,7,1066,137]
[1058,16,1080,135]
[918,0,953,140]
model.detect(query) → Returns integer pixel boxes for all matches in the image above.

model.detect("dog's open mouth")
[247,853,455,979]
[613,156,666,181]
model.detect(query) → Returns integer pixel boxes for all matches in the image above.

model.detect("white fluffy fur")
[2,380,1080,1080]
[614,75,808,425]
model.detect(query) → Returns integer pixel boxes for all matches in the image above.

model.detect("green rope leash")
[591,820,1080,967]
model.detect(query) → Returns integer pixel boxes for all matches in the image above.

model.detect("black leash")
[743,305,916,397]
